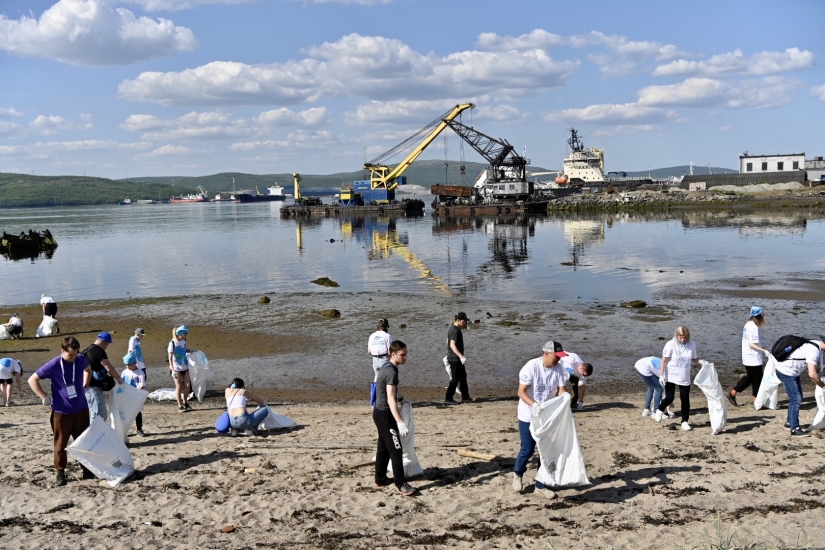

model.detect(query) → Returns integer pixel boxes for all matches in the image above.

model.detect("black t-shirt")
[374,361,399,411]
[84,344,109,388]
[447,324,464,361]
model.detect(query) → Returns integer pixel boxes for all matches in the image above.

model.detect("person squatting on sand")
[168,325,192,412]
[445,311,471,404]
[83,332,123,419]
[728,306,769,407]
[774,338,825,438]
[225,378,269,437]
[122,351,147,437]
[656,326,702,431]
[0,358,24,406]
[634,356,664,417]
[28,336,95,486]
[513,340,568,499]
[373,340,416,497]
[5,313,23,339]
[367,318,392,383]
[559,351,593,410]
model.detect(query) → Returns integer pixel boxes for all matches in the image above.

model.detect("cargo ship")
[170,186,209,203]
[235,185,285,203]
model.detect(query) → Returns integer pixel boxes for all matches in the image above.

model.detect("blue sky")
[1,0,823,178]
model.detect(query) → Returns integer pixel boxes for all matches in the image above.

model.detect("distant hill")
[0,173,198,208]
[622,165,737,179]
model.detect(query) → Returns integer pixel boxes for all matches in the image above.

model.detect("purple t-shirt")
[36,354,90,414]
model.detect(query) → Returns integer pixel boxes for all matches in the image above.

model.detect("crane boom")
[444,119,528,181]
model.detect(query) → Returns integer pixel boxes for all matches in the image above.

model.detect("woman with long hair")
[655,326,701,431]
[168,325,192,412]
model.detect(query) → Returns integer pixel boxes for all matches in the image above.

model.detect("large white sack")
[530,393,590,487]
[379,399,423,478]
[67,416,135,487]
[693,360,728,435]
[809,385,825,431]
[0,325,11,340]
[187,351,212,403]
[258,405,297,430]
[109,381,149,443]
[147,388,177,401]
[36,316,58,337]
[443,356,451,379]
[754,355,781,410]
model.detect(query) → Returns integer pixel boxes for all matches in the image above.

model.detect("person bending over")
[225,378,268,437]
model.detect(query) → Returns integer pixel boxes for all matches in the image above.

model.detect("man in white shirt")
[559,352,593,410]
[513,341,568,499]
[774,338,825,437]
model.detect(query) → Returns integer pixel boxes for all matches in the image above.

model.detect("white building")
[739,152,806,173]
[807,156,825,182]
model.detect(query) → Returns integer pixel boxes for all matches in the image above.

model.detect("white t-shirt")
[634,357,662,378]
[662,339,697,386]
[775,342,821,378]
[368,330,392,357]
[560,353,588,386]
[741,321,765,366]
[121,368,146,390]
[168,338,188,371]
[517,357,566,422]
[0,358,22,379]
[40,295,55,305]
[7,316,22,327]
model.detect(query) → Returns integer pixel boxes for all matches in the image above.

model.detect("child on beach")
[0,358,24,406]
[122,352,146,436]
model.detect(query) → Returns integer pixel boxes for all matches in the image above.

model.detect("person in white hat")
[727,306,768,407]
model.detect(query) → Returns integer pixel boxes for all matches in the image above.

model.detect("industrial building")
[738,153,806,173]
[806,156,825,182]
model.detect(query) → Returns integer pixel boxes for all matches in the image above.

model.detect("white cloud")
[229,129,346,153]
[0,0,197,66]
[344,99,476,125]
[476,29,563,51]
[653,48,814,77]
[638,76,799,109]
[118,34,578,105]
[812,85,825,101]
[592,125,654,137]
[0,121,24,137]
[29,114,93,135]
[568,31,685,77]
[0,145,23,156]
[0,107,24,118]
[143,145,198,156]
[544,103,672,125]
[126,0,391,10]
[253,107,329,126]
[29,140,152,153]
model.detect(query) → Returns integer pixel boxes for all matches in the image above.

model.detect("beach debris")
[621,300,647,308]
[318,309,341,318]
[456,449,498,462]
[398,324,407,329]
[497,320,518,327]
[329,238,335,243]
[262,459,275,470]
[244,468,257,474]
[311,277,340,287]
[221,525,236,533]
[258,296,270,304]
[1,229,58,260]
[346,458,376,469]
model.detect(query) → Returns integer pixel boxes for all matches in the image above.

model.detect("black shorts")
[44,303,57,317]
[0,378,12,385]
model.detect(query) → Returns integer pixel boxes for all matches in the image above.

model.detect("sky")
[1,0,823,179]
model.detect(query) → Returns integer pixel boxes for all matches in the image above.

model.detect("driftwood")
[456,449,499,461]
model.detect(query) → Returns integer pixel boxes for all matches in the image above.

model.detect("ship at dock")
[170,186,209,203]
[234,184,286,203]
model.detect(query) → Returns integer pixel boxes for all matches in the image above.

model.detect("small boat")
[118,198,132,205]
[136,199,155,204]
[170,186,209,203]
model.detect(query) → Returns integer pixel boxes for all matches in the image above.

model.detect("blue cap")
[123,351,137,365]
[749,306,764,317]
[96,332,113,343]
[175,325,189,336]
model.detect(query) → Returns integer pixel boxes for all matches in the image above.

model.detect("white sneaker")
[512,473,523,493]
[654,409,663,422]
[666,408,676,419]
[535,487,557,499]
[681,422,692,431]
[641,408,651,417]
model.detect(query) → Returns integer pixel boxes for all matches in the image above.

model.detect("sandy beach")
[2,287,825,548]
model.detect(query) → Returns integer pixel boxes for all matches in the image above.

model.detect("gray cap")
[135,328,145,335]
[542,340,568,357]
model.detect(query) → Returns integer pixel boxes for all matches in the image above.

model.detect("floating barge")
[280,198,425,218]
[431,200,550,217]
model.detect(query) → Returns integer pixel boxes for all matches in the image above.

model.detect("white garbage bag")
[0,325,12,340]
[809,385,825,431]
[378,399,423,478]
[187,351,212,403]
[109,381,149,443]
[693,360,728,435]
[36,316,58,337]
[67,416,135,487]
[530,393,590,487]
[443,356,451,378]
[258,405,297,430]
[754,355,781,410]
[147,388,177,401]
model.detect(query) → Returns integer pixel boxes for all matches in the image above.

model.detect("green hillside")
[0,173,198,208]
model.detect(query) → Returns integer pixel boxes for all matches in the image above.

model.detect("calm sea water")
[1,198,824,306]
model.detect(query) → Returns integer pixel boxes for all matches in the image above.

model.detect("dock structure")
[280,199,425,218]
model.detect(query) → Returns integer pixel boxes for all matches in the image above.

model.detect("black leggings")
[733,365,764,397]
[659,383,691,422]
[373,407,406,488]
[135,412,143,431]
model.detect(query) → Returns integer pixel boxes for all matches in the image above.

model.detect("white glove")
[396,421,409,438]
[530,402,541,417]
[576,401,584,410]
[659,377,666,387]
[41,396,49,406]
[460,356,467,365]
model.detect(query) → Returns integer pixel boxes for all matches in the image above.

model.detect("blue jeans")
[85,387,107,419]
[636,371,662,411]
[229,407,270,431]
[513,420,546,489]
[776,370,803,430]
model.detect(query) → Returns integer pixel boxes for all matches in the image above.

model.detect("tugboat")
[170,186,209,203]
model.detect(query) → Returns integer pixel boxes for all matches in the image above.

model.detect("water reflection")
[679,211,807,236]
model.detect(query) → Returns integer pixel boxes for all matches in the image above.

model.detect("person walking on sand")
[168,325,192,412]
[655,326,702,431]
[727,306,769,407]
[225,378,269,437]
[634,356,664,417]
[28,336,95,486]
[121,351,147,436]
[774,338,825,437]
[0,358,24,406]
[513,341,568,499]
[368,318,392,383]
[83,332,124,419]
[445,312,471,404]
[128,328,147,380]
[559,351,593,410]
[373,340,416,497]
